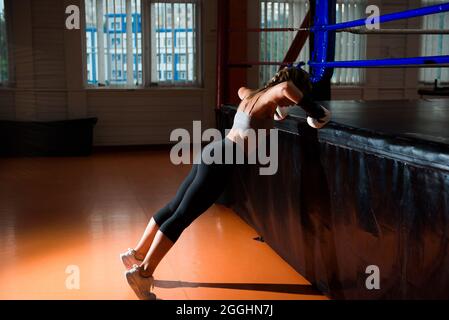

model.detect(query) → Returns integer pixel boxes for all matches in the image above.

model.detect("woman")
[120,66,331,300]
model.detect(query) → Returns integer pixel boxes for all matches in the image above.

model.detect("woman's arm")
[281,80,327,121]
[280,80,304,104]
[273,81,303,121]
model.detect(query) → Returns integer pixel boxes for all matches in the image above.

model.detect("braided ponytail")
[246,66,313,99]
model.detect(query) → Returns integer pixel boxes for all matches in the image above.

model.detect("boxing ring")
[215,1,449,299]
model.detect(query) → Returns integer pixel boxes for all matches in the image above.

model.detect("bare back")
[237,80,304,120]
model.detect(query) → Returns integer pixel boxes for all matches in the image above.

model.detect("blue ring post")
[310,0,336,85]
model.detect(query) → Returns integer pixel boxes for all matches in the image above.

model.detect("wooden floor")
[0,149,326,300]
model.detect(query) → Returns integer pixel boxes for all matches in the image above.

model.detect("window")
[332,0,366,85]
[85,0,200,87]
[179,54,186,64]
[112,69,122,78]
[259,0,366,86]
[111,37,121,46]
[112,53,122,61]
[260,0,310,86]
[0,0,8,84]
[177,36,186,47]
[420,0,449,84]
[85,0,143,86]
[150,1,200,85]
[110,21,121,30]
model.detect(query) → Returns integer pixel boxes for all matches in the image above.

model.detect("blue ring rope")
[310,2,449,83]
[309,55,449,68]
[312,2,449,32]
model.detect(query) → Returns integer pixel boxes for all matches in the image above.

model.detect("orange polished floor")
[0,149,326,300]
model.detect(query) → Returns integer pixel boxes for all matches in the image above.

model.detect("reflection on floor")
[0,149,326,300]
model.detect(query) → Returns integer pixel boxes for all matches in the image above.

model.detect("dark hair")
[247,66,313,99]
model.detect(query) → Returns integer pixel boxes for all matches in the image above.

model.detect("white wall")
[0,0,217,146]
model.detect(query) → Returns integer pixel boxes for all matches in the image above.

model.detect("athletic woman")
[120,66,331,300]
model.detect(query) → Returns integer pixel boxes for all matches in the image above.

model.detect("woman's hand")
[274,106,289,121]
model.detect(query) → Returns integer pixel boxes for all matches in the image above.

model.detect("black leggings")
[153,138,239,243]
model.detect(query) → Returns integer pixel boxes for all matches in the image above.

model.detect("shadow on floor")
[154,279,322,296]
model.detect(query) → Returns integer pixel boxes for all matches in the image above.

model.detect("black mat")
[218,100,449,299]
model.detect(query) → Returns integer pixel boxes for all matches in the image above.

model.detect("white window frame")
[148,0,202,87]
[83,0,146,88]
[259,0,310,87]
[419,0,449,84]
[83,0,202,88]
[331,0,367,85]
[0,0,11,87]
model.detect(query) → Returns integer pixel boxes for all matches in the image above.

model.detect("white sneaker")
[125,265,156,300]
[307,106,331,129]
[120,248,141,269]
